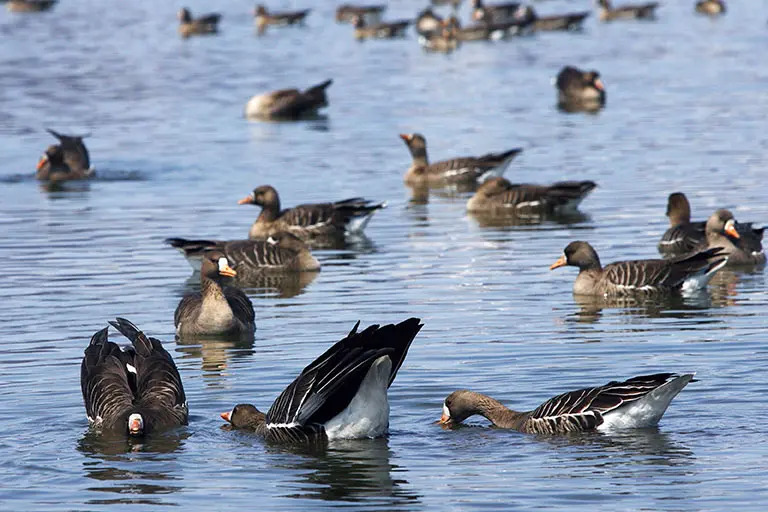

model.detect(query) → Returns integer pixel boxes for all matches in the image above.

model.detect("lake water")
[1,1,767,510]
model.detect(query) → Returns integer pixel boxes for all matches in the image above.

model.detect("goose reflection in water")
[174,335,255,388]
[177,269,318,300]
[469,209,592,229]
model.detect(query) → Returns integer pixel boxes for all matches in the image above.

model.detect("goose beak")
[439,412,451,425]
[237,195,255,205]
[219,265,237,278]
[399,133,412,142]
[36,155,48,170]
[128,413,144,435]
[220,411,231,423]
[593,78,605,91]
[549,254,567,270]
[724,220,740,239]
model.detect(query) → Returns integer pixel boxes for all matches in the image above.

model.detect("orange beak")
[221,411,231,422]
[219,265,237,278]
[440,412,451,424]
[237,195,254,205]
[36,155,48,170]
[549,254,567,270]
[472,10,483,21]
[724,221,740,239]
[593,78,605,91]
[399,133,412,142]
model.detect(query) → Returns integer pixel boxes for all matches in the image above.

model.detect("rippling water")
[1,1,767,510]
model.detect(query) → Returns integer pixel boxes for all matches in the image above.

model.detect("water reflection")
[175,335,255,387]
[176,270,318,299]
[469,210,592,229]
[568,291,732,324]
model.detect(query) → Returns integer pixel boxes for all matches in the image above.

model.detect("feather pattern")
[467,177,596,214]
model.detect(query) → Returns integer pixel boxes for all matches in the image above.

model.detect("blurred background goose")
[81,318,188,436]
[335,3,386,24]
[36,128,92,181]
[254,4,310,33]
[467,177,596,215]
[7,0,56,12]
[245,79,332,120]
[555,66,606,112]
[416,7,444,37]
[177,7,220,37]
[514,6,590,31]
[221,318,423,442]
[596,0,658,21]
[695,0,725,15]
[471,0,521,23]
[352,16,411,40]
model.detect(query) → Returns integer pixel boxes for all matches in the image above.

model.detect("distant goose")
[596,0,658,21]
[254,5,310,32]
[352,16,411,40]
[700,209,766,266]
[245,79,332,120]
[695,0,725,15]
[399,133,522,186]
[36,128,92,181]
[221,318,423,442]
[81,318,188,436]
[239,185,385,241]
[7,0,56,12]
[165,232,321,275]
[415,7,444,37]
[549,241,727,296]
[419,26,461,50]
[658,193,764,258]
[555,66,606,112]
[514,6,590,31]
[440,373,694,433]
[442,16,521,41]
[467,177,596,215]
[335,3,386,24]
[174,251,255,338]
[471,0,521,23]
[178,8,221,37]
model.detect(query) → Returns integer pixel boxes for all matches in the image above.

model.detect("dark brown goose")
[400,133,522,187]
[335,3,386,24]
[658,193,764,258]
[239,185,385,240]
[178,8,221,37]
[81,318,188,436]
[221,318,422,442]
[467,177,596,214]
[244,80,332,120]
[165,232,321,276]
[442,16,522,41]
[7,0,56,12]
[556,66,606,112]
[514,6,590,31]
[36,129,92,181]
[440,373,694,434]
[353,16,411,40]
[471,0,521,23]
[254,5,310,32]
[695,0,725,15]
[174,251,255,338]
[700,209,766,266]
[596,0,658,21]
[550,241,727,296]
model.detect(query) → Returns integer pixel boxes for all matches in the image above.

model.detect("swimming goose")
[165,232,320,275]
[442,16,522,41]
[81,318,188,436]
[335,4,386,24]
[245,79,332,120]
[419,26,461,50]
[400,133,522,187]
[471,0,521,23]
[514,6,590,31]
[36,128,92,181]
[178,8,221,37]
[467,177,596,214]
[239,185,385,241]
[254,5,310,32]
[440,373,694,433]
[555,66,606,112]
[596,0,658,21]
[658,193,763,258]
[700,209,766,266]
[7,0,56,12]
[695,0,725,15]
[221,318,423,442]
[550,241,727,296]
[352,16,411,40]
[174,251,255,338]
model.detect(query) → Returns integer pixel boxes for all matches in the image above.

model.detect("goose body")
[550,241,727,296]
[415,7,444,37]
[245,79,332,120]
[556,66,606,112]
[36,128,92,181]
[514,6,589,31]
[336,4,386,24]
[597,0,658,21]
[440,373,694,434]
[471,0,521,23]
[178,8,220,37]
[239,185,385,241]
[254,5,310,31]
[419,28,461,50]
[81,318,188,436]
[400,133,522,186]
[442,16,522,41]
[695,0,725,15]
[353,17,411,40]
[7,0,56,12]
[467,177,596,215]
[221,318,423,442]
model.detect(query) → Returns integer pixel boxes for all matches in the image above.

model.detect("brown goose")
[442,16,521,41]
[239,185,385,241]
[695,0,725,15]
[467,178,596,214]
[36,129,92,181]
[440,373,694,434]
[335,4,386,24]
[514,6,590,31]
[81,318,188,436]
[549,241,727,296]
[596,0,658,21]
[658,193,764,258]
[700,209,766,266]
[416,7,444,37]
[400,133,522,187]
[471,0,521,23]
[178,8,221,37]
[353,16,411,40]
[165,232,321,276]
[556,66,606,112]
[254,5,310,32]
[174,251,255,339]
[7,0,56,12]
[221,318,422,442]
[245,80,332,120]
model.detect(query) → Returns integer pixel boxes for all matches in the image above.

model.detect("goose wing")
[223,287,255,325]
[223,239,295,269]
[174,292,202,328]
[80,327,134,425]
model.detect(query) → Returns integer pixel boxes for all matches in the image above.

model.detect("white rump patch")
[598,374,694,430]
[217,257,230,272]
[126,364,137,374]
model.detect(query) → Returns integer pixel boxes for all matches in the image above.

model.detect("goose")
[221,318,423,442]
[81,318,188,436]
[440,373,694,434]
[555,66,606,112]
[596,0,658,21]
[165,232,321,275]
[174,251,255,338]
[245,79,332,120]
[513,6,590,32]
[254,5,310,32]
[400,133,522,187]
[177,8,221,37]
[36,128,92,181]
[549,241,727,296]
[335,4,386,24]
[467,177,597,214]
[239,185,385,241]
[700,209,766,266]
[415,7,444,37]
[442,16,522,41]
[471,0,521,23]
[352,16,411,40]
[7,0,56,12]
[695,0,725,15]
[658,193,763,258]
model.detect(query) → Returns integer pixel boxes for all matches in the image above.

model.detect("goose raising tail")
[221,318,423,442]
[81,318,188,436]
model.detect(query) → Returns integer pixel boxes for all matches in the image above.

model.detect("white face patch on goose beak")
[128,413,144,435]
[218,257,229,272]
[440,403,452,424]
[217,257,237,277]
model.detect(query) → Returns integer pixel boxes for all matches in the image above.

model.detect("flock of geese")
[21,1,762,445]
